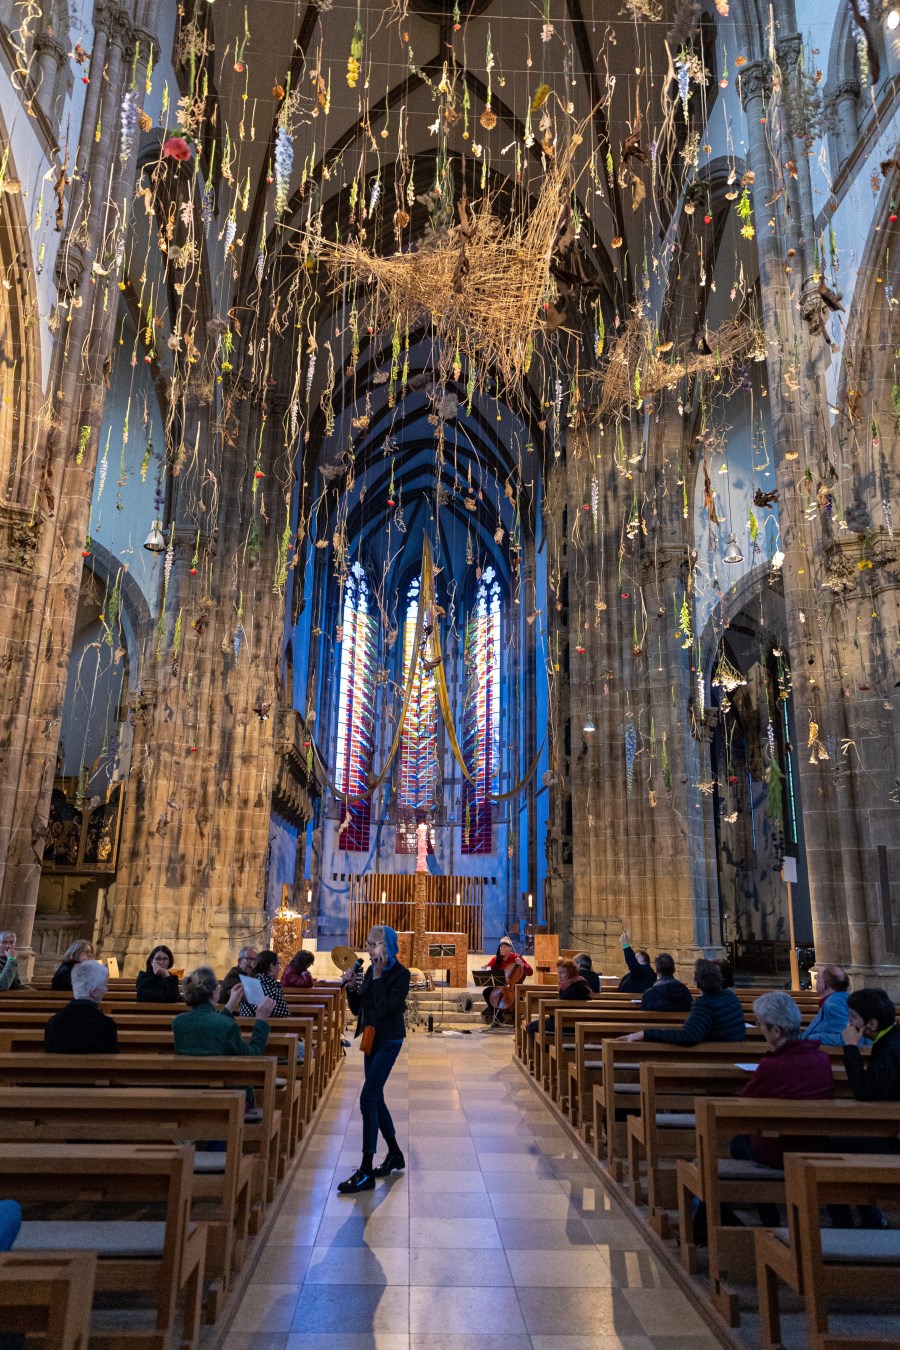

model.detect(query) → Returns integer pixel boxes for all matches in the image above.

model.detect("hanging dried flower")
[480,104,497,130]
[119,89,139,164]
[274,126,293,216]
[347,20,363,88]
[162,137,191,161]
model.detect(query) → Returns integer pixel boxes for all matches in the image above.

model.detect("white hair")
[753,990,802,1039]
[0,932,15,942]
[71,960,108,1000]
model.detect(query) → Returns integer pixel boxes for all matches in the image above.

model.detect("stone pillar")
[32,30,67,123]
[99,385,296,974]
[825,79,862,171]
[0,1,158,971]
[739,58,878,976]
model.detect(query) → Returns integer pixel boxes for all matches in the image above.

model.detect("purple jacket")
[741,1037,834,1167]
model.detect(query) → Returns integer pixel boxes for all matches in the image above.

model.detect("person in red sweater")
[731,989,833,1169]
[480,938,533,1024]
[281,949,315,988]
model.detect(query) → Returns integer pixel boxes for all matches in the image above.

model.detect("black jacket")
[347,961,411,1051]
[136,970,181,1003]
[579,969,601,994]
[51,961,76,991]
[44,1000,119,1054]
[618,945,656,994]
[843,1023,900,1101]
[641,977,693,1013]
[643,988,746,1046]
[560,977,592,1001]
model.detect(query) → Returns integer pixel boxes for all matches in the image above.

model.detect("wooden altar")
[396,931,469,987]
[348,873,484,952]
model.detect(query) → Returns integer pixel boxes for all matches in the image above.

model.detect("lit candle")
[527,893,533,909]
[455,893,461,906]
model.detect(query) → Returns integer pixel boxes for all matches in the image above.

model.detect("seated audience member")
[0,931,21,992]
[717,958,735,989]
[640,953,693,1013]
[731,990,834,1168]
[44,960,118,1054]
[218,945,258,1005]
[51,939,93,991]
[281,949,316,988]
[617,930,656,994]
[573,952,601,993]
[526,959,592,1039]
[174,966,274,1056]
[842,988,900,1100]
[620,958,746,1045]
[136,945,181,1003]
[801,964,853,1046]
[238,950,290,1017]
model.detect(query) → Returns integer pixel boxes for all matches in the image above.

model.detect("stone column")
[32,30,68,123]
[0,1,158,970]
[825,79,862,171]
[100,385,296,974]
[739,58,874,974]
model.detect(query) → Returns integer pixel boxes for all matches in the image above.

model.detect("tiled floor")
[221,1032,724,1350]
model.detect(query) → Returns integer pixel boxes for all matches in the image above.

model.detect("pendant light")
[723,532,743,565]
[143,520,166,553]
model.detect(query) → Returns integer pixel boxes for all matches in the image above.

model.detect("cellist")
[481,936,533,1024]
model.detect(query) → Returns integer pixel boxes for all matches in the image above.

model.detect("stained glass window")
[396,577,438,853]
[462,567,501,853]
[335,562,377,850]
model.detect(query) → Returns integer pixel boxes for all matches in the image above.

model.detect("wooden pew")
[0,1054,280,1231]
[595,1040,769,1179]
[0,1024,305,1171]
[0,1088,251,1319]
[0,1251,96,1349]
[512,984,821,1061]
[625,1058,852,1231]
[0,1006,320,1118]
[754,1152,900,1350]
[675,1097,900,1325]
[530,1004,695,1089]
[1,1143,207,1350]
[544,1006,713,1104]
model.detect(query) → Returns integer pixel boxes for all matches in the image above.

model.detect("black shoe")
[337,1168,375,1194]
[374,1150,405,1178]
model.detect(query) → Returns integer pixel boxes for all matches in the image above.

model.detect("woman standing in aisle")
[337,925,410,1194]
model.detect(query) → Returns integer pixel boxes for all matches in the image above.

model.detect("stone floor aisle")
[222,1030,725,1350]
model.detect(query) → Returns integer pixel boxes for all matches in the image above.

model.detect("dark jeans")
[360,1039,403,1154]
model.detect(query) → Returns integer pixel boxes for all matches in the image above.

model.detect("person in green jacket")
[173,966,274,1056]
[0,932,21,991]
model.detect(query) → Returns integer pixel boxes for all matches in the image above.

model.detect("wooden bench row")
[0,984,347,1346]
[515,989,900,1348]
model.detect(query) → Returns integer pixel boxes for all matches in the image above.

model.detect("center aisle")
[222,1031,724,1350]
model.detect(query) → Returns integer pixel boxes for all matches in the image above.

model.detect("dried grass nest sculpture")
[320,152,575,393]
[596,304,766,418]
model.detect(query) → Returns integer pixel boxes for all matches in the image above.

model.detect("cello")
[487,939,529,1014]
